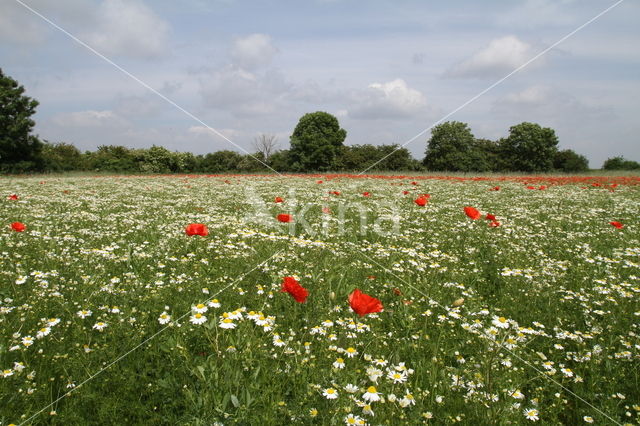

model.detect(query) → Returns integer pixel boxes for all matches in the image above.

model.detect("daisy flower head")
[345,347,358,358]
[492,316,510,329]
[92,322,107,331]
[158,312,171,325]
[192,303,208,314]
[333,358,346,369]
[387,370,408,384]
[36,327,51,339]
[219,318,236,329]
[46,318,60,326]
[344,413,366,425]
[363,386,381,402]
[208,299,221,308]
[344,383,359,393]
[323,387,339,399]
[77,309,92,319]
[524,408,539,421]
[190,313,207,325]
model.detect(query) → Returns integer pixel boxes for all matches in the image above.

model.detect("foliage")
[423,121,488,172]
[554,149,589,172]
[338,144,420,171]
[501,122,559,172]
[41,142,85,172]
[200,150,243,173]
[602,156,640,171]
[289,111,347,171]
[0,68,43,172]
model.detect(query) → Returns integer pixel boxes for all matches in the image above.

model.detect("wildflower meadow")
[1,174,639,425]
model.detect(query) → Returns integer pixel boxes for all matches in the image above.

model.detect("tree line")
[2,68,638,174]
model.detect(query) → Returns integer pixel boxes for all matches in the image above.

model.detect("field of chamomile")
[1,174,639,425]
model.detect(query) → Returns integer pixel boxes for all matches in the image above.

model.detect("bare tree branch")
[252,134,279,160]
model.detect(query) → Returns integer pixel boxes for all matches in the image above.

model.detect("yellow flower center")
[367,386,377,393]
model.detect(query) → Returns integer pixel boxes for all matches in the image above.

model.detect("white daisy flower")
[158,312,171,325]
[362,386,381,402]
[323,387,338,399]
[190,313,207,325]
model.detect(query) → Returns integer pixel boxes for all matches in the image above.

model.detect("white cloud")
[230,33,278,69]
[348,79,427,120]
[494,85,614,124]
[85,0,170,59]
[52,110,129,128]
[199,65,291,117]
[447,36,541,78]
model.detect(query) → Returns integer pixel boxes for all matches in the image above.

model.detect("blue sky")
[2,0,639,167]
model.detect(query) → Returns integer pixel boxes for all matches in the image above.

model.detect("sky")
[1,0,639,168]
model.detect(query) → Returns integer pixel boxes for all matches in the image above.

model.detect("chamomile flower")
[345,347,358,358]
[1,369,13,378]
[583,416,594,423]
[524,408,539,421]
[398,392,415,407]
[22,336,34,346]
[208,299,221,308]
[192,303,208,314]
[333,358,346,369]
[92,322,108,331]
[158,312,171,325]
[344,383,359,393]
[190,313,207,325]
[387,370,408,384]
[219,318,236,329]
[344,413,364,425]
[77,309,92,319]
[46,318,60,326]
[323,387,338,399]
[36,327,51,339]
[492,316,510,329]
[362,386,381,402]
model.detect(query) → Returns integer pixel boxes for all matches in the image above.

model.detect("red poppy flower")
[329,191,341,196]
[7,194,18,200]
[464,206,481,220]
[392,288,402,296]
[274,196,284,203]
[526,186,536,190]
[402,190,410,195]
[185,223,208,236]
[322,207,332,214]
[490,186,500,191]
[610,221,624,229]
[348,289,383,317]
[317,180,323,184]
[362,192,371,197]
[11,222,26,232]
[485,213,496,221]
[414,196,428,207]
[281,276,308,303]
[411,181,418,185]
[277,214,293,223]
[538,185,547,190]
[489,220,501,227]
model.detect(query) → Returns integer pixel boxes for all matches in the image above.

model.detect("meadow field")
[1,174,639,425]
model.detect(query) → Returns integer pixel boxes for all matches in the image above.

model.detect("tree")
[200,150,243,173]
[0,68,43,172]
[87,145,138,172]
[501,122,559,172]
[268,149,292,172]
[41,141,84,172]
[252,134,279,161]
[553,149,589,172]
[289,111,347,171]
[602,156,640,170]
[423,121,486,172]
